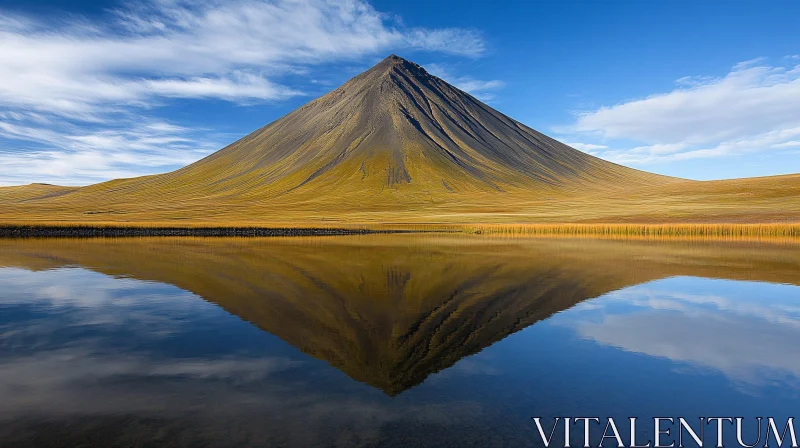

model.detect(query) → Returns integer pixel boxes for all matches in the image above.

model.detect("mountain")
[154,54,669,196]
[1,54,799,224]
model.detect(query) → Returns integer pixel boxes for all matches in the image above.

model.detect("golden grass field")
[1,56,798,235]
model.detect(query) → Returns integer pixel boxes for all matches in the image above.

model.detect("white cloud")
[0,118,220,185]
[580,310,800,389]
[0,0,485,116]
[569,280,800,389]
[143,72,300,101]
[426,63,504,101]
[773,140,800,148]
[406,28,485,57]
[600,127,800,165]
[0,0,487,185]
[565,58,800,165]
[563,142,608,152]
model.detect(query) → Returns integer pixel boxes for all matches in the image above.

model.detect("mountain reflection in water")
[0,235,798,447]
[1,236,799,394]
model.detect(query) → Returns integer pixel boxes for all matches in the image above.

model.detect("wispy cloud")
[406,29,485,57]
[570,280,800,390]
[600,127,800,165]
[426,63,504,101]
[0,116,221,185]
[0,0,488,185]
[0,0,485,116]
[563,58,800,166]
[563,142,608,153]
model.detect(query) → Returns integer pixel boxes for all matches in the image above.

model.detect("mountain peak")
[384,54,412,66]
[367,54,431,81]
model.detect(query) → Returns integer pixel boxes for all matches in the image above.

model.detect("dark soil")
[0,226,416,238]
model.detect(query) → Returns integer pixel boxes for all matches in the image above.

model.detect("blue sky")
[0,0,798,185]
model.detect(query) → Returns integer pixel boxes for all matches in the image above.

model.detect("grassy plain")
[2,172,799,239]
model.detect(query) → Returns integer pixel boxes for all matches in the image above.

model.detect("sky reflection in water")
[0,236,798,447]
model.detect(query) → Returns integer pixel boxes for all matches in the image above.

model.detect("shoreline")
[1,223,798,240]
[0,226,404,238]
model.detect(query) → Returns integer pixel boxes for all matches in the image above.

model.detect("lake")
[0,235,798,447]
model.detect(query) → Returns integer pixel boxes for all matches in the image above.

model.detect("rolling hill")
[1,55,798,224]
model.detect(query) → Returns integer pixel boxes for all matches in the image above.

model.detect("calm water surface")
[0,235,798,447]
